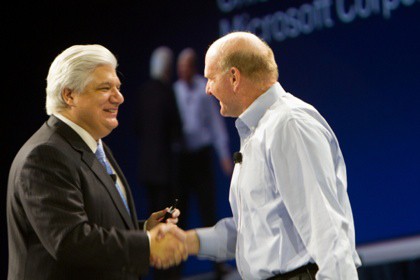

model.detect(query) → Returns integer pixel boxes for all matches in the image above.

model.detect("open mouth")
[104,108,118,114]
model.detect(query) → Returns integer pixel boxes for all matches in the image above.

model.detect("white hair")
[150,46,173,80]
[45,44,118,115]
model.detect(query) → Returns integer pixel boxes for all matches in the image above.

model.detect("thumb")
[168,225,186,242]
[155,223,173,240]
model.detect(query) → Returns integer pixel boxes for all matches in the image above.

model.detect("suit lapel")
[80,151,135,229]
[49,116,136,229]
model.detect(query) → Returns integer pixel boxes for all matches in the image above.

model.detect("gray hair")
[150,46,173,81]
[45,44,118,115]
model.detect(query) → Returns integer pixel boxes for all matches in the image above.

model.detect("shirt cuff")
[146,231,151,249]
[195,227,220,260]
[144,221,151,249]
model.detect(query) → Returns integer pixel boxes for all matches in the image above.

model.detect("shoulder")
[9,139,78,192]
[16,137,77,170]
[262,97,329,145]
[13,122,81,169]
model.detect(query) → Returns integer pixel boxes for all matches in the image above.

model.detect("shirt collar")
[235,82,286,137]
[54,113,99,153]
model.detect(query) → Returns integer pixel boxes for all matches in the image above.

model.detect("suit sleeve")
[17,143,150,275]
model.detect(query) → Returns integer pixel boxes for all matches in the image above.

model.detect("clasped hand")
[147,208,188,269]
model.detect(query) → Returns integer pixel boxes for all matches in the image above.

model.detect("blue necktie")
[95,142,130,214]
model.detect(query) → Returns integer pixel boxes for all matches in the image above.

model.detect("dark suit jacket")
[134,79,183,186]
[7,115,150,280]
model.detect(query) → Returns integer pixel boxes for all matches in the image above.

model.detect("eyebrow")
[97,81,121,87]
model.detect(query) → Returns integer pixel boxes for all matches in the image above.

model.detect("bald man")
[185,32,361,279]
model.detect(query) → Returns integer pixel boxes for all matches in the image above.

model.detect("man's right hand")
[149,223,188,269]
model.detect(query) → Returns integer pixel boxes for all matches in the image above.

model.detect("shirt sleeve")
[196,217,237,261]
[269,116,358,279]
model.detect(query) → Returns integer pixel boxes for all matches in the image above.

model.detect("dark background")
[2,0,420,278]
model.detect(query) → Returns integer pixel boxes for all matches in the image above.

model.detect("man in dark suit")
[135,46,183,215]
[7,44,187,280]
[134,46,184,280]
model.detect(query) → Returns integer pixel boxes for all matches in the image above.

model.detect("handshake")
[146,206,198,270]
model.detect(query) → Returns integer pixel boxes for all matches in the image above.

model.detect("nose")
[205,81,212,96]
[111,88,124,105]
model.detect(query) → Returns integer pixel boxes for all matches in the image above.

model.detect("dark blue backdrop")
[2,0,419,278]
[233,1,420,245]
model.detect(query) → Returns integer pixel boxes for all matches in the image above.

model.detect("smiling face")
[61,64,124,140]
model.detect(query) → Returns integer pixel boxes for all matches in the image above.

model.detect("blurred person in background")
[134,46,184,280]
[174,47,234,279]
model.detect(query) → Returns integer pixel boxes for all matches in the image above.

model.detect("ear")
[61,88,75,106]
[229,67,241,92]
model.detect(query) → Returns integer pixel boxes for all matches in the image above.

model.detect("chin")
[107,118,119,127]
[101,123,118,136]
[220,106,233,117]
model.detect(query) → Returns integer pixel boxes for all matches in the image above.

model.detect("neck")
[242,79,273,108]
[57,110,101,141]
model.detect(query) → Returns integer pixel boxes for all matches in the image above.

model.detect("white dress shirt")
[196,82,361,279]
[54,113,127,200]
[174,74,230,159]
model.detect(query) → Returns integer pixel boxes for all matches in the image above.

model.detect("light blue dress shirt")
[196,82,361,279]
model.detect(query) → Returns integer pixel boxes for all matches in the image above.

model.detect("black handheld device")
[161,198,179,222]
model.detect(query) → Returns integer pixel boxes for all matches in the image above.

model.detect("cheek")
[215,81,225,95]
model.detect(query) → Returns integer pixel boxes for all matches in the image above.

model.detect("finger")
[172,246,182,266]
[162,258,171,270]
[161,224,181,241]
[171,252,180,267]
[168,226,186,241]
[179,240,188,261]
[156,223,172,236]
[154,257,162,269]
[170,237,187,263]
[150,255,157,267]
[153,209,167,221]
[182,242,188,261]
[166,217,179,224]
[151,223,170,241]
[165,208,180,224]
[162,246,177,268]
[171,208,180,218]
